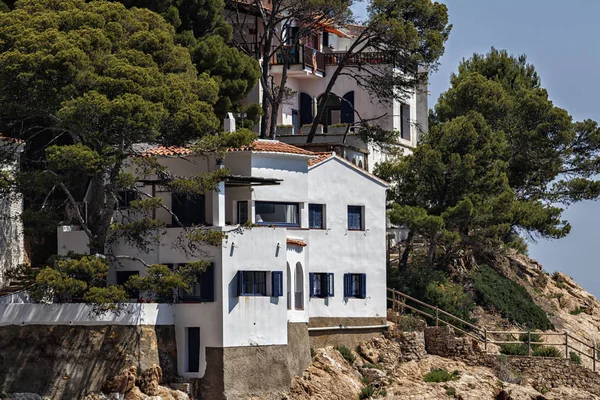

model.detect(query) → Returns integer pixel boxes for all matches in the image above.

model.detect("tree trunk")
[86,174,116,255]
[427,239,436,267]
[399,230,414,273]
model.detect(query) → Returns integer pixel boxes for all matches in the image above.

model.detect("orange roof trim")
[141,146,193,157]
[287,238,307,247]
[308,152,334,167]
[0,135,25,144]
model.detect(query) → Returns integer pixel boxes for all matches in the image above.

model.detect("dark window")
[237,201,249,224]
[272,271,283,297]
[116,271,139,299]
[309,204,324,229]
[116,190,138,209]
[178,264,215,303]
[323,31,330,48]
[309,273,334,298]
[401,103,411,141]
[347,206,363,231]
[255,201,299,227]
[344,273,366,298]
[238,271,268,296]
[187,327,200,373]
[300,92,314,127]
[341,91,355,127]
[172,193,205,227]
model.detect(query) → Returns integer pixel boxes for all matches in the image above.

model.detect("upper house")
[226,0,429,172]
[56,139,388,395]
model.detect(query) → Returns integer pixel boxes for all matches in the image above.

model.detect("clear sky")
[355,1,600,297]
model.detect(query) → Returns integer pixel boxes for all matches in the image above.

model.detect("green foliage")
[335,345,356,365]
[445,386,457,397]
[423,280,475,324]
[570,351,582,365]
[363,363,382,370]
[83,286,128,311]
[126,264,188,303]
[570,307,585,315]
[532,346,562,358]
[499,344,528,356]
[358,385,374,400]
[423,369,460,383]
[472,265,554,330]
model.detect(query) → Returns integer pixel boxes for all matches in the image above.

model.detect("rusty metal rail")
[387,287,598,372]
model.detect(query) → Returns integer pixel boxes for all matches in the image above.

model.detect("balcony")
[269,45,326,78]
[325,51,393,66]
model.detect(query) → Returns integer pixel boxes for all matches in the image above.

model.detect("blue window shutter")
[272,271,283,297]
[309,273,315,298]
[360,274,367,299]
[327,273,334,297]
[200,263,215,302]
[343,274,351,297]
[237,271,244,296]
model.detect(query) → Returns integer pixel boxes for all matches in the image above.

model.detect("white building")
[56,139,388,398]
[231,3,429,172]
[0,135,25,288]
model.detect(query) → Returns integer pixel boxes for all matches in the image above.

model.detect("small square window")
[347,205,364,231]
[309,273,334,298]
[309,204,325,229]
[238,271,268,296]
[116,190,138,209]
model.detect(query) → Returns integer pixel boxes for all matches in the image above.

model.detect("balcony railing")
[325,51,393,66]
[271,44,326,76]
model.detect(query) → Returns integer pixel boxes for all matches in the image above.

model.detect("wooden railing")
[387,287,598,372]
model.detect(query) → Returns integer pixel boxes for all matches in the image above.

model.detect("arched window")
[358,160,364,169]
[352,157,357,165]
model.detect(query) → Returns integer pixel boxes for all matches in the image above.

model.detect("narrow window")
[343,273,367,299]
[187,327,200,373]
[401,103,411,141]
[308,204,324,229]
[347,206,364,231]
[272,271,283,297]
[237,201,249,224]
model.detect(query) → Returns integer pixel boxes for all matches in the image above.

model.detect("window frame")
[347,205,364,231]
[344,273,366,299]
[177,263,215,303]
[238,271,269,296]
[237,201,249,224]
[308,204,325,229]
[116,190,139,210]
[254,201,300,227]
[309,272,334,298]
[171,192,206,227]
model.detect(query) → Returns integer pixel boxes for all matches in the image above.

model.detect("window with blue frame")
[255,201,299,227]
[309,273,334,298]
[308,204,324,229]
[347,205,364,231]
[177,263,215,303]
[237,271,284,297]
[343,273,366,298]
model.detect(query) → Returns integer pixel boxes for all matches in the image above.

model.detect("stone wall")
[0,325,177,399]
[308,317,387,349]
[424,326,600,396]
[200,322,311,400]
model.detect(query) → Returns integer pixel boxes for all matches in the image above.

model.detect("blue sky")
[355,1,600,297]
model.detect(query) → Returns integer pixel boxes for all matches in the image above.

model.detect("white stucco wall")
[307,157,387,319]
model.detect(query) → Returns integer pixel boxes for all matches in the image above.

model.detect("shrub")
[335,345,356,365]
[310,347,316,358]
[532,346,562,358]
[423,369,460,383]
[518,333,543,349]
[330,123,349,127]
[500,343,529,356]
[277,124,294,128]
[570,351,582,365]
[445,386,457,397]
[363,363,382,370]
[423,280,475,325]
[359,385,375,399]
[570,307,585,315]
[472,265,554,330]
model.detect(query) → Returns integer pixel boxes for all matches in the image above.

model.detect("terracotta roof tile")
[287,238,307,247]
[141,146,193,157]
[0,135,24,144]
[231,140,316,156]
[140,140,315,158]
[308,152,334,167]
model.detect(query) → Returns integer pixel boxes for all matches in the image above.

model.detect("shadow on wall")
[0,324,177,399]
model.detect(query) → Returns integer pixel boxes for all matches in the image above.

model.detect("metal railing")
[387,287,598,372]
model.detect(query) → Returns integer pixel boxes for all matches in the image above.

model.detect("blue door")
[292,109,299,135]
